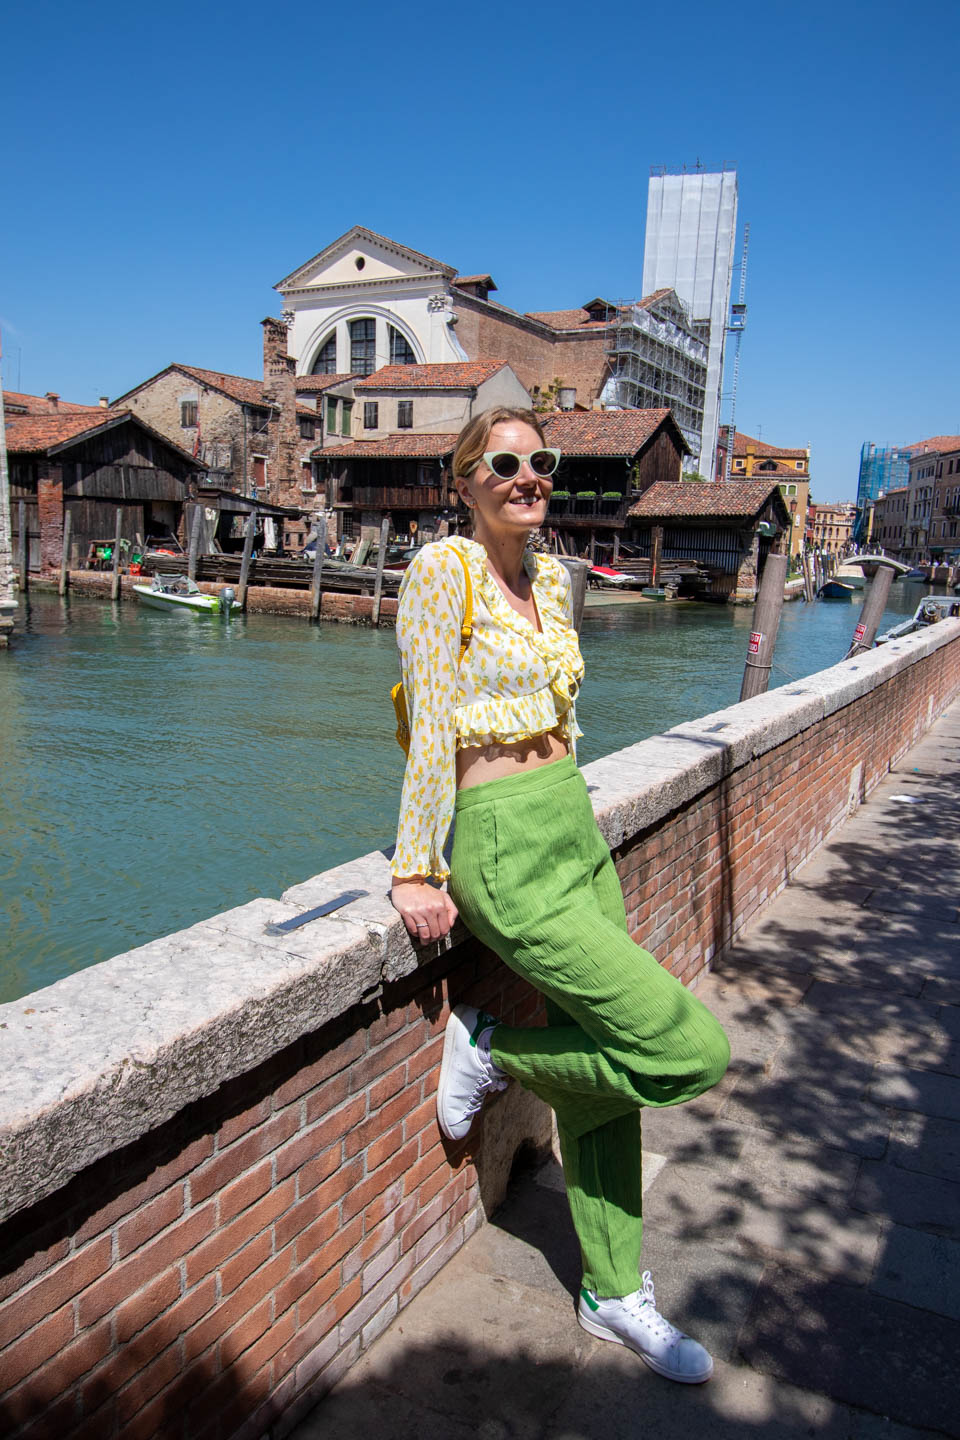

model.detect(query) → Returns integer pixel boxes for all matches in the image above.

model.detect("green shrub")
[576,490,598,499]
[551,489,571,500]
[601,491,622,500]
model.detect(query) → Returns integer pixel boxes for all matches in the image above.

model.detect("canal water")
[0,580,943,1002]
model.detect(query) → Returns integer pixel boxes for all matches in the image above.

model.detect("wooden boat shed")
[627,479,792,601]
[538,408,689,562]
[5,409,205,573]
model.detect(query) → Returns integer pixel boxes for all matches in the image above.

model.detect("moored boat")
[817,579,857,600]
[133,574,240,615]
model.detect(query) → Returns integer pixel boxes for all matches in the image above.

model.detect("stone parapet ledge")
[1,618,959,1224]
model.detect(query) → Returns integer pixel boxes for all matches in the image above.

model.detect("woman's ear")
[455,479,474,508]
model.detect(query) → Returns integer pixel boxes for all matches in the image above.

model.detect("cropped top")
[392,536,585,881]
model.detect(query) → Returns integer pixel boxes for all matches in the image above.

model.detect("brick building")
[809,501,855,557]
[903,435,960,561]
[870,487,908,556]
[112,321,321,509]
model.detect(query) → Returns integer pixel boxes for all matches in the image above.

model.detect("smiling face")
[456,419,553,545]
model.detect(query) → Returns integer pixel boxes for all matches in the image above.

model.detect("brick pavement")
[291,699,960,1440]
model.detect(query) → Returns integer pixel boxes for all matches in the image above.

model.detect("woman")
[391,407,729,1384]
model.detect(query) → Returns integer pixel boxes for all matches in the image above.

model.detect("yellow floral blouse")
[392,536,585,881]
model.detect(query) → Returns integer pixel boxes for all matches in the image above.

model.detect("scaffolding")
[604,294,708,467]
[855,442,914,541]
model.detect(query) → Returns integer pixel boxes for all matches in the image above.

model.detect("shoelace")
[463,1057,508,1118]
[622,1271,687,1345]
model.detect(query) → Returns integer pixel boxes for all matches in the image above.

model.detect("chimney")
[558,388,576,411]
[45,392,59,411]
[99,396,110,408]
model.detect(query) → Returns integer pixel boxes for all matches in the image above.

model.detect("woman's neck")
[472,524,529,591]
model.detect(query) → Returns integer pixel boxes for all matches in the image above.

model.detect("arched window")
[759,460,778,472]
[311,334,338,375]
[389,326,416,365]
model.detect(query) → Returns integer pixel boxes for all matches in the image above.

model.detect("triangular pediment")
[275,226,457,293]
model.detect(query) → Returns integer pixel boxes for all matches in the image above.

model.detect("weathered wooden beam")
[59,509,72,596]
[845,564,895,658]
[18,500,27,592]
[740,553,788,701]
[371,517,391,627]
[110,507,123,602]
[187,505,203,581]
[237,512,257,612]
[310,514,328,622]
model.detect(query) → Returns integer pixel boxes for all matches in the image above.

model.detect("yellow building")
[717,428,810,557]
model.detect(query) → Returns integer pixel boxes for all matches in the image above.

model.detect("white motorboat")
[132,574,240,616]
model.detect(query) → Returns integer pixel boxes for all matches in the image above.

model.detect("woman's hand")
[391,877,459,942]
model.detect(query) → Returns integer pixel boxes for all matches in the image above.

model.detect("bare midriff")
[455,728,569,790]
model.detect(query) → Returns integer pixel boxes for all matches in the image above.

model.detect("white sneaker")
[578,1271,714,1383]
[436,1005,508,1140]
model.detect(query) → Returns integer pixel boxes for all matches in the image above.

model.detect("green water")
[0,581,941,1001]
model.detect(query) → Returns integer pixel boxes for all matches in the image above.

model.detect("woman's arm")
[390,546,466,940]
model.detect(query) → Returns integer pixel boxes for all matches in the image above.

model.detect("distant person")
[390,406,729,1384]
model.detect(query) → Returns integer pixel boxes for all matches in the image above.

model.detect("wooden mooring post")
[18,500,27,592]
[309,514,328,622]
[237,511,257,612]
[740,552,788,701]
[845,563,895,658]
[110,507,123,601]
[802,552,815,603]
[371,517,391,627]
[650,526,663,588]
[187,505,203,582]
[558,557,590,632]
[59,510,72,596]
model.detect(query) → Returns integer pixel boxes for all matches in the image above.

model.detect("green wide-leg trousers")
[450,755,730,1299]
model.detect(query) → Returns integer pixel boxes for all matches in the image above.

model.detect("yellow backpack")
[392,545,474,755]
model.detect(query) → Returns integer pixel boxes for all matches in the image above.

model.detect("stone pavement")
[292,700,960,1440]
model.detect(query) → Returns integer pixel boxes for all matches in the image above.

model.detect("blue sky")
[2,0,957,500]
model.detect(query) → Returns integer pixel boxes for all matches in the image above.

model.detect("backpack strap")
[449,544,474,664]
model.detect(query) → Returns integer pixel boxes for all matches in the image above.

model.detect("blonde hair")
[452,407,547,482]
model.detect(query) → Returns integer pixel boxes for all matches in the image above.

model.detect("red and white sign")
[747,631,763,655]
[853,623,866,644]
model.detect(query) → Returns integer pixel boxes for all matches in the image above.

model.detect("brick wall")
[36,465,64,574]
[2,621,959,1440]
[0,953,549,1440]
[452,296,609,407]
[62,573,399,625]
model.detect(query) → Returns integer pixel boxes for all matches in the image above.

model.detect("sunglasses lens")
[489,452,521,479]
[530,450,558,477]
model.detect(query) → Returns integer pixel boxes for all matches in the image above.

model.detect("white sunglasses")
[481,448,561,480]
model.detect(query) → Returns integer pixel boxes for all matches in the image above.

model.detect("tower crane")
[722,223,750,483]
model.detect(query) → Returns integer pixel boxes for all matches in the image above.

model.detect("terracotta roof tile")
[354,362,506,391]
[453,274,496,287]
[314,433,457,460]
[905,434,960,454]
[718,427,808,459]
[524,308,609,330]
[174,365,272,408]
[294,373,358,392]
[3,389,105,414]
[541,409,682,457]
[5,410,133,452]
[629,479,786,520]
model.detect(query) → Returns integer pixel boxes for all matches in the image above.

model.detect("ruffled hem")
[456,688,583,749]
[390,853,450,882]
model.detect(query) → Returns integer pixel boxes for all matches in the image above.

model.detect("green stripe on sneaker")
[580,1288,599,1311]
